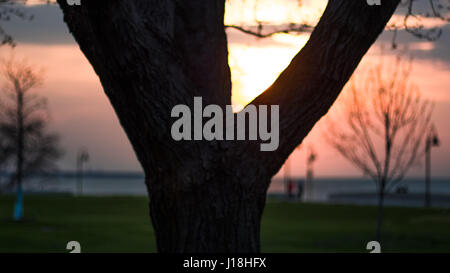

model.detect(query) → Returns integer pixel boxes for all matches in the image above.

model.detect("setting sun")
[224,0,324,108]
[228,35,309,108]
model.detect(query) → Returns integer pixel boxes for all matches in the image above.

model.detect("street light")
[76,147,89,196]
[425,125,439,208]
[305,146,317,202]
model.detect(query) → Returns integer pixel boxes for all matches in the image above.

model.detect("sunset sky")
[1,1,449,178]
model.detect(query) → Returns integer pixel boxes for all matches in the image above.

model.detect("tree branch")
[174,0,231,106]
[225,23,313,38]
[243,0,401,177]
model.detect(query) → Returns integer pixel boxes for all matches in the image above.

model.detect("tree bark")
[149,173,269,252]
[56,0,400,252]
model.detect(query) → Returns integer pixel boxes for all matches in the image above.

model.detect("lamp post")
[284,155,293,198]
[425,125,439,208]
[305,146,317,202]
[76,148,89,196]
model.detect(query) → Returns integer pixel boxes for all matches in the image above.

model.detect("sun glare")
[228,34,309,108]
[225,0,325,108]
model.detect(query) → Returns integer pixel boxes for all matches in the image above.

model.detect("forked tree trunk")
[57,0,400,252]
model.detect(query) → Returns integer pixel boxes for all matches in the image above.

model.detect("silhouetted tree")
[54,0,445,252]
[326,56,433,242]
[0,56,62,220]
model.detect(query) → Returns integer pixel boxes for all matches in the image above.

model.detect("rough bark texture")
[56,0,400,252]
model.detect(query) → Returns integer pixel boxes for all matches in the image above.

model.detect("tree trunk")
[13,90,24,221]
[376,180,385,243]
[57,0,401,252]
[425,140,431,208]
[149,173,269,252]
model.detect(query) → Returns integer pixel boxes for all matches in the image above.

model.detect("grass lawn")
[1,195,450,253]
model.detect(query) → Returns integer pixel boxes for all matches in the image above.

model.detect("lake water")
[10,175,450,208]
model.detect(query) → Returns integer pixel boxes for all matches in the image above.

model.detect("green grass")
[1,195,450,253]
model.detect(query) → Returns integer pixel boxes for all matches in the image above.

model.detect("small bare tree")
[0,56,62,220]
[326,56,434,242]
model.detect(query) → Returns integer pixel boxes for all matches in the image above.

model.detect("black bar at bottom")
[0,253,447,272]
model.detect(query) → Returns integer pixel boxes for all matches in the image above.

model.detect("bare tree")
[0,56,62,220]
[326,56,433,242]
[53,0,406,253]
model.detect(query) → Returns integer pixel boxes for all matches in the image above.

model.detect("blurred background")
[0,0,449,253]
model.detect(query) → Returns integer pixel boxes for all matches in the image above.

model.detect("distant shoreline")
[0,170,145,179]
[1,171,449,180]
